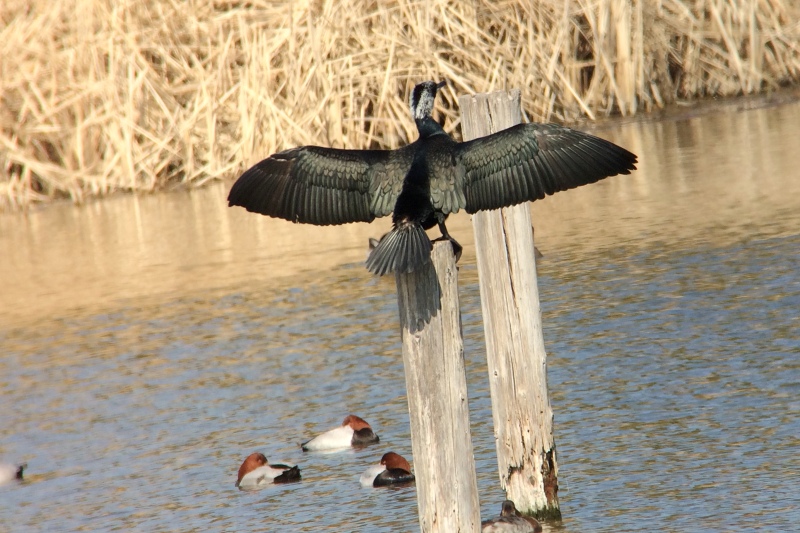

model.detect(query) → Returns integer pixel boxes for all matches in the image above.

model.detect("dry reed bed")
[1,0,798,209]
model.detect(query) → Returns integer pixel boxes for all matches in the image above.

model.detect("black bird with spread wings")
[228,81,637,275]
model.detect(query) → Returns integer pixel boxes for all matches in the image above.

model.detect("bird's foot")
[432,235,462,262]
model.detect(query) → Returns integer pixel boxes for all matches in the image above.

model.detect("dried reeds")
[2,0,799,209]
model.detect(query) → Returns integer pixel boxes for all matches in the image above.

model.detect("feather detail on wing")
[228,144,415,225]
[456,123,638,214]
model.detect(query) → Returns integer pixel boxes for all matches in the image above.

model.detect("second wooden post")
[458,89,561,519]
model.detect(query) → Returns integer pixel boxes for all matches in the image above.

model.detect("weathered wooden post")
[396,241,481,533]
[458,90,561,519]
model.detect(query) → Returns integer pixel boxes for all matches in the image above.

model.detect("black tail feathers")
[274,465,302,483]
[366,223,432,276]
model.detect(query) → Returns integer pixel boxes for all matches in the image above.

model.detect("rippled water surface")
[1,98,799,532]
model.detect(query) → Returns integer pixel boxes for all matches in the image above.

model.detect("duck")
[481,500,542,533]
[228,80,636,276]
[359,452,415,487]
[0,463,25,486]
[235,453,301,489]
[301,414,379,451]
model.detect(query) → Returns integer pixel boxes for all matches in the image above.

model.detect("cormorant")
[228,81,637,275]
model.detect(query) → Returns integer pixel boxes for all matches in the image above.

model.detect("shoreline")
[2,0,799,210]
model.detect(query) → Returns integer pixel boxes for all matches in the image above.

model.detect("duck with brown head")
[360,451,415,488]
[301,414,379,452]
[235,453,301,489]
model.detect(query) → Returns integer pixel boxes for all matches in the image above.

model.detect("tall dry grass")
[2,0,799,209]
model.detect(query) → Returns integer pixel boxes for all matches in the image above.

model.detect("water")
[1,98,799,532]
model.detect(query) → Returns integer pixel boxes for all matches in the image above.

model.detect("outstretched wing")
[228,144,416,225]
[456,123,637,214]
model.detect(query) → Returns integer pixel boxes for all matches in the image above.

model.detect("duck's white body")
[359,464,387,487]
[237,465,295,488]
[302,425,355,452]
[0,463,24,486]
[301,415,379,451]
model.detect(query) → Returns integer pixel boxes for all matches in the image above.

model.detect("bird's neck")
[415,117,446,139]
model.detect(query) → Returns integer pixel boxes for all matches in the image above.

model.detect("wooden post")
[396,241,480,533]
[458,90,561,519]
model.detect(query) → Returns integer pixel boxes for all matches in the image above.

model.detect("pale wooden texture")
[396,241,480,533]
[458,91,560,517]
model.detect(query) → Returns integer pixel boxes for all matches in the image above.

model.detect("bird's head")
[500,500,519,517]
[409,80,446,121]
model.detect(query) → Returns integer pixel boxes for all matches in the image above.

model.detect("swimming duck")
[235,453,301,489]
[481,500,542,533]
[0,463,25,486]
[359,452,415,487]
[301,415,379,451]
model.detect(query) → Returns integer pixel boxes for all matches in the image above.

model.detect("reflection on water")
[1,100,799,532]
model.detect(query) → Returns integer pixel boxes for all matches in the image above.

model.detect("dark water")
[1,99,799,532]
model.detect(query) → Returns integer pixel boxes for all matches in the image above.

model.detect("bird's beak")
[436,80,447,90]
